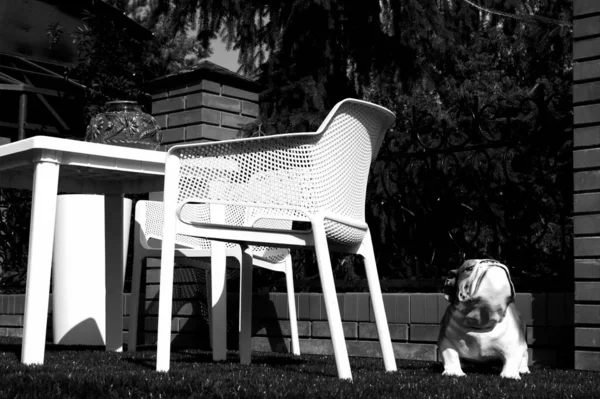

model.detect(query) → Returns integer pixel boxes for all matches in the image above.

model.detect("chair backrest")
[310,99,395,224]
[240,99,394,244]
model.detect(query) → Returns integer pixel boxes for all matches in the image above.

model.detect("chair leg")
[205,269,213,350]
[210,243,228,361]
[156,245,176,371]
[239,245,254,364]
[156,250,175,371]
[312,219,352,380]
[358,229,397,372]
[284,255,300,355]
[127,234,144,352]
[210,205,228,361]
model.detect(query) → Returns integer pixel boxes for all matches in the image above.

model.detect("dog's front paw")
[518,366,530,375]
[500,370,521,380]
[442,368,466,377]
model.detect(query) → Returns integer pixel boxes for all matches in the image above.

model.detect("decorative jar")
[85,100,162,150]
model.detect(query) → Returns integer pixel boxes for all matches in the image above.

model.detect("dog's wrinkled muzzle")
[454,262,514,329]
[462,301,505,329]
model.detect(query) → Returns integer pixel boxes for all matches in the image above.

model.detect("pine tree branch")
[460,0,572,28]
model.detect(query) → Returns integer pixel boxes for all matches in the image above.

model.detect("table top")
[0,136,166,194]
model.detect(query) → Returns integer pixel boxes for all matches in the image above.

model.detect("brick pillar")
[147,61,261,147]
[573,0,600,372]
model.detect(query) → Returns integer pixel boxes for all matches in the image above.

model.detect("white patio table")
[0,136,166,365]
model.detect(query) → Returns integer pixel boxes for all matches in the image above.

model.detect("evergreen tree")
[136,0,570,133]
[133,0,450,133]
[111,0,211,80]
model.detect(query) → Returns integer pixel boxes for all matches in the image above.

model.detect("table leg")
[156,155,180,371]
[21,161,59,365]
[105,194,125,352]
[210,204,227,361]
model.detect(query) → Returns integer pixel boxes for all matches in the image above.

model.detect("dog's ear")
[443,269,458,302]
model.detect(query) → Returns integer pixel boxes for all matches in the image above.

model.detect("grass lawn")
[0,338,596,398]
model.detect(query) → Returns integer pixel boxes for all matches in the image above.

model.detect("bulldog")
[438,259,529,379]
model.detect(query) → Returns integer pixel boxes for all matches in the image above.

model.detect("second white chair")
[127,200,300,357]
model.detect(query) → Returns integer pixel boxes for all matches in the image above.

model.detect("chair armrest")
[177,198,368,233]
[177,198,310,228]
[167,131,320,156]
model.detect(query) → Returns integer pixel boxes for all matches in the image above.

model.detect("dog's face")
[444,259,515,330]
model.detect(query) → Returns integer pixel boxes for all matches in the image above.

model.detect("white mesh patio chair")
[156,98,397,380]
[128,200,300,356]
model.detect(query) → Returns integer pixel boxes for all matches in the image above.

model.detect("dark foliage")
[359,1,573,288]
[0,190,32,291]
[67,9,150,125]
[365,88,572,288]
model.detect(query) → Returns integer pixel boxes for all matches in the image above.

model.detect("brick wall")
[248,292,573,366]
[573,0,600,372]
[133,261,573,367]
[0,287,573,367]
[0,295,27,337]
[147,61,261,147]
[120,260,573,367]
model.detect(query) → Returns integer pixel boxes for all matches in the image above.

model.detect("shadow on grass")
[239,353,306,367]
[457,360,506,376]
[117,346,214,369]
[121,346,329,378]
[0,340,21,361]
[0,336,112,362]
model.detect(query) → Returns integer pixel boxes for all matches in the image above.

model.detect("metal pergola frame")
[0,52,88,140]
